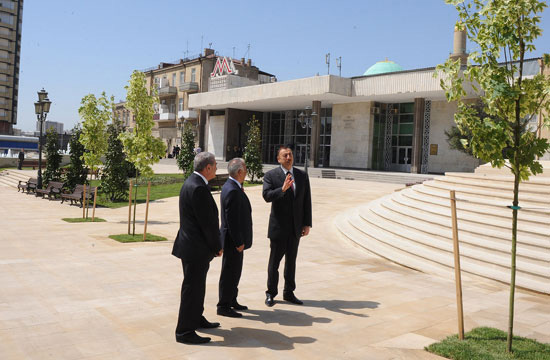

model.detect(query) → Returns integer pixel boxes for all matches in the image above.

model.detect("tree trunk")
[507,171,520,353]
[132,176,138,236]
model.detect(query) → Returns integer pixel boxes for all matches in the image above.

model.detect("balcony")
[179,82,199,93]
[158,86,177,98]
[159,112,176,121]
[177,110,198,120]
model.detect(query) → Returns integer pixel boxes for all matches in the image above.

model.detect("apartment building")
[0,0,23,135]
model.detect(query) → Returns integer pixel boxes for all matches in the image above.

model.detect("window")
[191,68,196,82]
[172,73,176,86]
[180,71,185,84]
[178,98,184,111]
[0,13,13,25]
[0,73,7,81]
[0,50,8,59]
[0,2,15,10]
[0,27,9,35]
[154,77,159,90]
[0,109,6,116]
[0,85,6,93]
[0,38,8,47]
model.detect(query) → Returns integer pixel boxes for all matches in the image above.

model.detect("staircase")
[335,162,550,294]
[0,169,31,188]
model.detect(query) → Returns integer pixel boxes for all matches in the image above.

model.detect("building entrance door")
[294,144,309,166]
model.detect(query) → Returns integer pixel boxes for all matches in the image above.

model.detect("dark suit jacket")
[262,166,312,240]
[172,173,221,262]
[220,179,253,250]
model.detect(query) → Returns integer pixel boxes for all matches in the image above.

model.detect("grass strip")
[426,327,550,360]
[108,233,167,243]
[62,217,106,223]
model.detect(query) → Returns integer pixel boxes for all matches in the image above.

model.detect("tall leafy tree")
[78,92,112,179]
[438,0,550,352]
[119,70,165,235]
[243,115,264,182]
[176,122,196,179]
[42,127,62,185]
[65,125,88,190]
[102,119,132,201]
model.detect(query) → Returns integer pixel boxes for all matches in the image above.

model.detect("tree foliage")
[43,127,62,185]
[176,122,196,179]
[438,0,550,352]
[243,115,264,182]
[78,92,112,177]
[119,70,165,178]
[65,125,88,190]
[101,119,134,201]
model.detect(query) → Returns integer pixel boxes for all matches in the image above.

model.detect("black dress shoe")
[199,316,220,329]
[176,331,211,344]
[283,293,303,305]
[217,307,242,318]
[231,301,248,311]
[265,293,275,307]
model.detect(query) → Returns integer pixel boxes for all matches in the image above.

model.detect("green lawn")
[426,327,550,360]
[109,233,167,243]
[62,217,106,223]
[91,174,260,209]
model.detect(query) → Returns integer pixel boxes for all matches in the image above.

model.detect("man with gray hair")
[217,158,253,317]
[172,151,223,345]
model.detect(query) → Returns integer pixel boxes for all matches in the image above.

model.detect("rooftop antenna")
[200,35,204,52]
[184,40,189,58]
[336,56,342,77]
[232,46,236,59]
[325,53,330,75]
[243,43,251,60]
[208,42,213,49]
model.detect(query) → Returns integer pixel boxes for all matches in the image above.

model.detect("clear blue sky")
[18,0,550,132]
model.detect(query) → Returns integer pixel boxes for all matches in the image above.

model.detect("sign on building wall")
[210,57,237,77]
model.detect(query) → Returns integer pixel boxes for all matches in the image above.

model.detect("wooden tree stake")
[450,190,465,340]
[128,180,133,235]
[92,187,98,222]
[143,181,151,242]
[82,184,87,219]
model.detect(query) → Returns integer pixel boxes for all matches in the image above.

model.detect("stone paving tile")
[1,175,549,359]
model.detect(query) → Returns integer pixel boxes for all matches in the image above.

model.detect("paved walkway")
[1,170,549,359]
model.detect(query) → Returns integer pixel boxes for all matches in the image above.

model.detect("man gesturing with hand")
[262,145,312,307]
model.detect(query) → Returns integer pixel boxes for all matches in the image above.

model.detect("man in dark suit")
[18,149,24,170]
[263,145,312,307]
[172,151,223,345]
[217,158,253,318]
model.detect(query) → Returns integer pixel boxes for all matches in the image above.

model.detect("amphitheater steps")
[0,170,29,188]
[335,165,550,294]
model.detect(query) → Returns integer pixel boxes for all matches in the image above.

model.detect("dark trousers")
[17,160,23,170]
[217,245,243,308]
[175,259,209,335]
[266,235,300,297]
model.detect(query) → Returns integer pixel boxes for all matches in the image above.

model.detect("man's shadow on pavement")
[242,308,331,327]
[303,299,380,317]
[201,326,316,349]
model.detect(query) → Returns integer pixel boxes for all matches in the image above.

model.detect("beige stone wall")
[330,102,373,169]
[428,100,481,173]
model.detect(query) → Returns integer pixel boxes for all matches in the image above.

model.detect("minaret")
[450,26,468,65]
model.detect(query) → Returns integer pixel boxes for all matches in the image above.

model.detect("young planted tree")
[438,0,550,352]
[119,70,165,235]
[42,127,62,186]
[176,122,196,179]
[243,115,264,182]
[78,92,112,180]
[65,125,88,191]
[102,119,132,201]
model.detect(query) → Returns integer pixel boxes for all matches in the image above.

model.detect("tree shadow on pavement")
[303,299,380,317]
[201,326,316,349]
[242,308,331,327]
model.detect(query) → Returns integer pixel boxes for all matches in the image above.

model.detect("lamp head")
[37,88,48,102]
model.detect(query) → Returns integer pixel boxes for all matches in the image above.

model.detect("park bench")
[209,174,229,191]
[61,184,96,207]
[35,181,65,200]
[22,160,46,170]
[17,178,38,193]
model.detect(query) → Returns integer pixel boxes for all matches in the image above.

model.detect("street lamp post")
[34,88,51,189]
[298,106,317,175]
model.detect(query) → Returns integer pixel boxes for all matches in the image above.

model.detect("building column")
[411,98,425,173]
[311,100,321,168]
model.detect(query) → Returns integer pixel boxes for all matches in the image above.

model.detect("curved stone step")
[412,184,550,217]
[391,190,549,238]
[403,186,550,227]
[380,193,549,248]
[336,210,548,293]
[355,200,550,280]
[364,198,550,266]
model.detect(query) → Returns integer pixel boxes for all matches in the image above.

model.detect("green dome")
[364,60,403,76]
